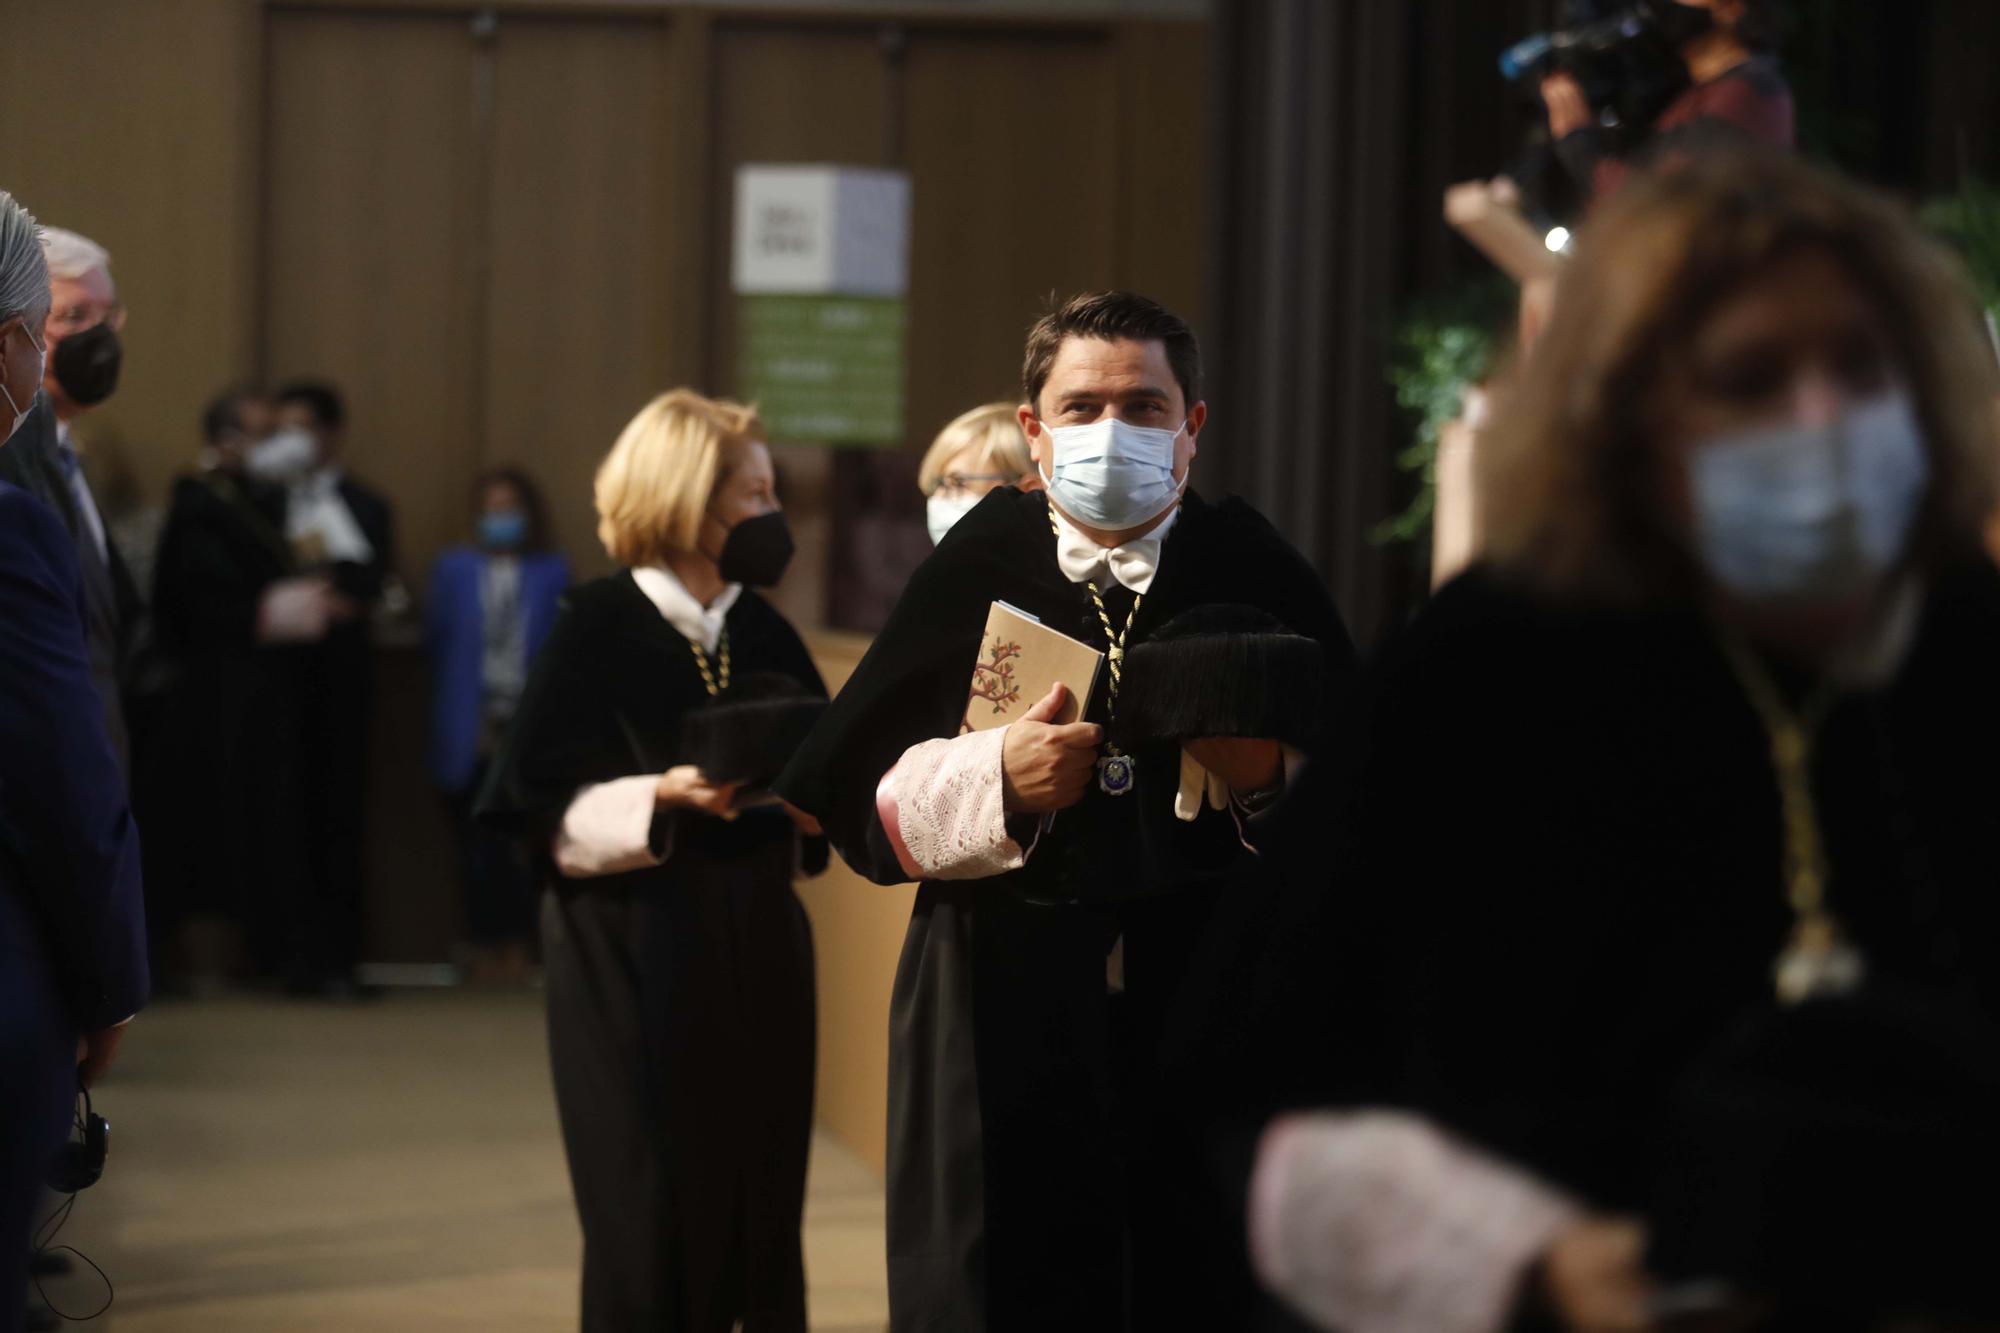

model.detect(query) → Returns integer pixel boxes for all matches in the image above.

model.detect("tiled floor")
[33,990,889,1331]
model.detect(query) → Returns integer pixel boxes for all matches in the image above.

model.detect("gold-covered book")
[963,600,1103,732]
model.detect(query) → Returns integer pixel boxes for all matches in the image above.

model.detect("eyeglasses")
[46,302,127,337]
[931,472,1010,498]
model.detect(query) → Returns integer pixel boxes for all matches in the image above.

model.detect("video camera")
[1499,0,1691,152]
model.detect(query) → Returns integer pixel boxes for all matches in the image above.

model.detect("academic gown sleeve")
[151,477,286,655]
[478,582,832,877]
[771,494,1019,885]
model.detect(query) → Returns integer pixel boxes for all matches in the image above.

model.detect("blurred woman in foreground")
[1250,151,2000,1333]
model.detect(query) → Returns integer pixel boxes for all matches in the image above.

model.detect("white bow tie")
[1051,506,1179,594]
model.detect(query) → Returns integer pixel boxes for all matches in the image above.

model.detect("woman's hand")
[655,765,741,820]
[1540,72,1594,139]
[779,800,822,836]
[1541,1216,1655,1333]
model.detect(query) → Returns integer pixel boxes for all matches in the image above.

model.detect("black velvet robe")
[143,470,310,966]
[478,572,827,1333]
[1243,562,2000,1325]
[773,488,1356,1332]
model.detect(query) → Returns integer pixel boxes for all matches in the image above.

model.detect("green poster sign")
[739,295,906,446]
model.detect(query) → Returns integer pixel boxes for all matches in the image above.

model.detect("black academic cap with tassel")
[678,671,827,787]
[1113,603,1326,749]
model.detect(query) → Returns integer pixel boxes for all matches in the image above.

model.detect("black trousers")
[541,840,815,1333]
[294,629,372,983]
[444,760,537,948]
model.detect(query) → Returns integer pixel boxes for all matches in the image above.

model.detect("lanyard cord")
[688,627,731,698]
[1051,510,1143,748]
[1715,630,1864,1003]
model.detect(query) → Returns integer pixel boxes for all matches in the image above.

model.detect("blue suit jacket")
[0,482,147,1034]
[427,546,569,793]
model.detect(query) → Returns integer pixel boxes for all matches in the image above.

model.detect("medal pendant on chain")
[1096,750,1136,797]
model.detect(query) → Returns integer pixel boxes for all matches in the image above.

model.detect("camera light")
[1544,226,1573,254]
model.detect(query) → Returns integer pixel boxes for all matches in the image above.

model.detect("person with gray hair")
[0,221,143,770]
[0,188,148,1333]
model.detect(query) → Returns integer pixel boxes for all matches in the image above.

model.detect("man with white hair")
[0,225,143,768]
[0,189,147,1333]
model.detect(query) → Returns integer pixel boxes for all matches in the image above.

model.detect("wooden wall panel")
[0,0,261,510]
[708,23,890,631]
[263,8,483,583]
[486,13,674,573]
[263,10,482,965]
[1112,20,1209,334]
[901,30,1118,426]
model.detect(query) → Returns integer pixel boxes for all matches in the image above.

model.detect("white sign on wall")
[732,165,912,297]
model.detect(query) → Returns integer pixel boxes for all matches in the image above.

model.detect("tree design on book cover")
[970,635,1024,715]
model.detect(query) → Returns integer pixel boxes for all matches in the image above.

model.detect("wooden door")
[264,8,483,578]
[485,14,675,571]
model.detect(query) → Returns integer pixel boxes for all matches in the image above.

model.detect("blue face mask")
[1036,416,1188,531]
[479,509,529,551]
[1687,391,1929,607]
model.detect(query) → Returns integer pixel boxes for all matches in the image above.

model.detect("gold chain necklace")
[1053,511,1142,796]
[688,628,731,698]
[1716,632,1865,1004]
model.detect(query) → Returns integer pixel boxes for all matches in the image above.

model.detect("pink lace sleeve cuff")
[1249,1110,1581,1333]
[553,775,667,878]
[876,729,1039,881]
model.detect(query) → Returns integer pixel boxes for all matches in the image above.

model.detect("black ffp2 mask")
[714,511,795,588]
[51,321,122,407]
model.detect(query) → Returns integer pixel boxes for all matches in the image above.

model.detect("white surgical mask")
[1688,390,1930,607]
[1,319,46,444]
[1036,416,1187,531]
[244,427,319,484]
[926,492,981,545]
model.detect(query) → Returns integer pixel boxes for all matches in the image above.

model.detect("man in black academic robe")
[775,292,1356,1330]
[146,392,349,984]
[274,381,399,996]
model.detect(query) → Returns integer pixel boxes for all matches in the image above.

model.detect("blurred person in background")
[917,400,1041,546]
[0,226,141,769]
[1543,0,1794,204]
[0,190,147,1333]
[144,390,353,991]
[427,468,569,984]
[270,379,397,998]
[478,390,827,1333]
[1245,150,2000,1333]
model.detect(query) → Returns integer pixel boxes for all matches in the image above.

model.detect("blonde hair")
[1479,149,2000,603]
[917,402,1034,495]
[595,388,764,568]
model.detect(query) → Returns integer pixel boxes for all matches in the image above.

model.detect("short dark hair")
[201,388,255,445]
[1021,291,1202,415]
[275,379,346,432]
[474,466,552,551]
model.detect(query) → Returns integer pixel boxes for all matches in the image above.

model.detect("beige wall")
[3,0,1205,1176]
[796,632,917,1176]
[0,0,263,501]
